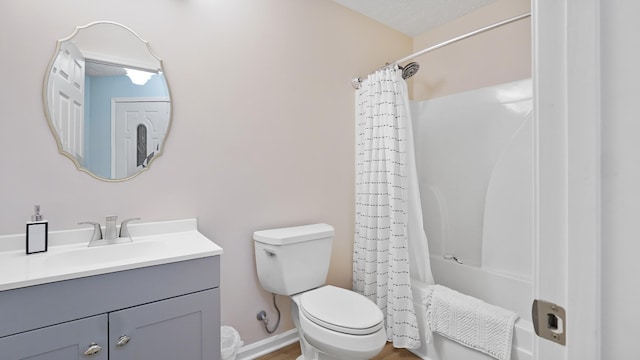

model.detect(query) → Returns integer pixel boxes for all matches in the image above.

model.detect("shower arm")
[352,12,532,89]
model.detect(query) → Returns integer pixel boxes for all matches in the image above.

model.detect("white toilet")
[253,223,387,360]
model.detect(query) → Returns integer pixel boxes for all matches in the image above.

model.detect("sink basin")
[44,241,167,269]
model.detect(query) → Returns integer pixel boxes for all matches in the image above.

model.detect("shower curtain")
[352,67,434,349]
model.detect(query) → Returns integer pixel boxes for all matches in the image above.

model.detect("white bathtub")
[409,260,533,360]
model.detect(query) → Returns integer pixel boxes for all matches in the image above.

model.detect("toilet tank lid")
[253,223,334,245]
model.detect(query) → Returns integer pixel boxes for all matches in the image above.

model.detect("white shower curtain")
[352,67,434,349]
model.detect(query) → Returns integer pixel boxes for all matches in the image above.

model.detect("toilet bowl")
[292,285,386,360]
[253,224,387,360]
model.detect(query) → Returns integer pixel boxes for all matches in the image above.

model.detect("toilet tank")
[254,223,334,296]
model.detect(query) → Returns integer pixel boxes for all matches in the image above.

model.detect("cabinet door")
[109,288,220,360]
[0,314,107,360]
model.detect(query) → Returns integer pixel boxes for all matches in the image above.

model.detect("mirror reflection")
[44,21,171,181]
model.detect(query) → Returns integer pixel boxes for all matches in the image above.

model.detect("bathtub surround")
[353,67,432,349]
[412,79,533,273]
[406,79,532,359]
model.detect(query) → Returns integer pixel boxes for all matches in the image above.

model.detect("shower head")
[351,77,362,89]
[400,62,420,79]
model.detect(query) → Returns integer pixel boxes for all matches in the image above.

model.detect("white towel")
[425,285,518,360]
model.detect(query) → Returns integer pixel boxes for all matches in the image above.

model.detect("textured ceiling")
[332,0,500,37]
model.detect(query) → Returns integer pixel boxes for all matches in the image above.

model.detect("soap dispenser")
[26,205,48,254]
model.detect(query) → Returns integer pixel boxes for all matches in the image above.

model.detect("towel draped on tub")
[425,284,519,360]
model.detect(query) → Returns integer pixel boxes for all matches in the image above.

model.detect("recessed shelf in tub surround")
[0,218,223,291]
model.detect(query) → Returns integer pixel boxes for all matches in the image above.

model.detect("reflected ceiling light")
[126,68,153,85]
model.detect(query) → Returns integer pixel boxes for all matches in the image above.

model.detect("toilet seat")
[299,285,384,335]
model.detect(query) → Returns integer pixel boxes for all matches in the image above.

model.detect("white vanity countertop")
[0,218,223,292]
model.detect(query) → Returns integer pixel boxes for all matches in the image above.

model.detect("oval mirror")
[43,21,171,181]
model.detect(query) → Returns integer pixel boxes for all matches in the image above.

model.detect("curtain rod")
[352,12,532,89]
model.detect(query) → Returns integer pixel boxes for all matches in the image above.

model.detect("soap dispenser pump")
[26,205,48,254]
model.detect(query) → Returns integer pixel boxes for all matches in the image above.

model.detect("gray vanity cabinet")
[0,256,221,360]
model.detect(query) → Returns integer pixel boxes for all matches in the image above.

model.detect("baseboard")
[408,349,432,360]
[236,328,299,360]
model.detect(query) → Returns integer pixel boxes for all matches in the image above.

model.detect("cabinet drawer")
[0,315,107,360]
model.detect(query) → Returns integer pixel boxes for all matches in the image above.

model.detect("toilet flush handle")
[263,248,276,257]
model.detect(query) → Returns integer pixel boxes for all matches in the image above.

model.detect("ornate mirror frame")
[43,21,172,181]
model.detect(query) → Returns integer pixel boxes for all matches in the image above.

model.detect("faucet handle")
[78,221,103,241]
[119,218,141,238]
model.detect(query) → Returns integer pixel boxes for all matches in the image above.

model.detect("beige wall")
[0,0,410,344]
[410,0,531,100]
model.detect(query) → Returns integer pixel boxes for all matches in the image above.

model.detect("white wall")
[0,0,411,345]
[600,1,640,357]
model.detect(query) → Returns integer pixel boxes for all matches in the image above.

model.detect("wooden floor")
[256,341,420,360]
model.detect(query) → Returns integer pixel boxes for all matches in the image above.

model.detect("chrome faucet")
[78,217,141,247]
[105,216,118,241]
